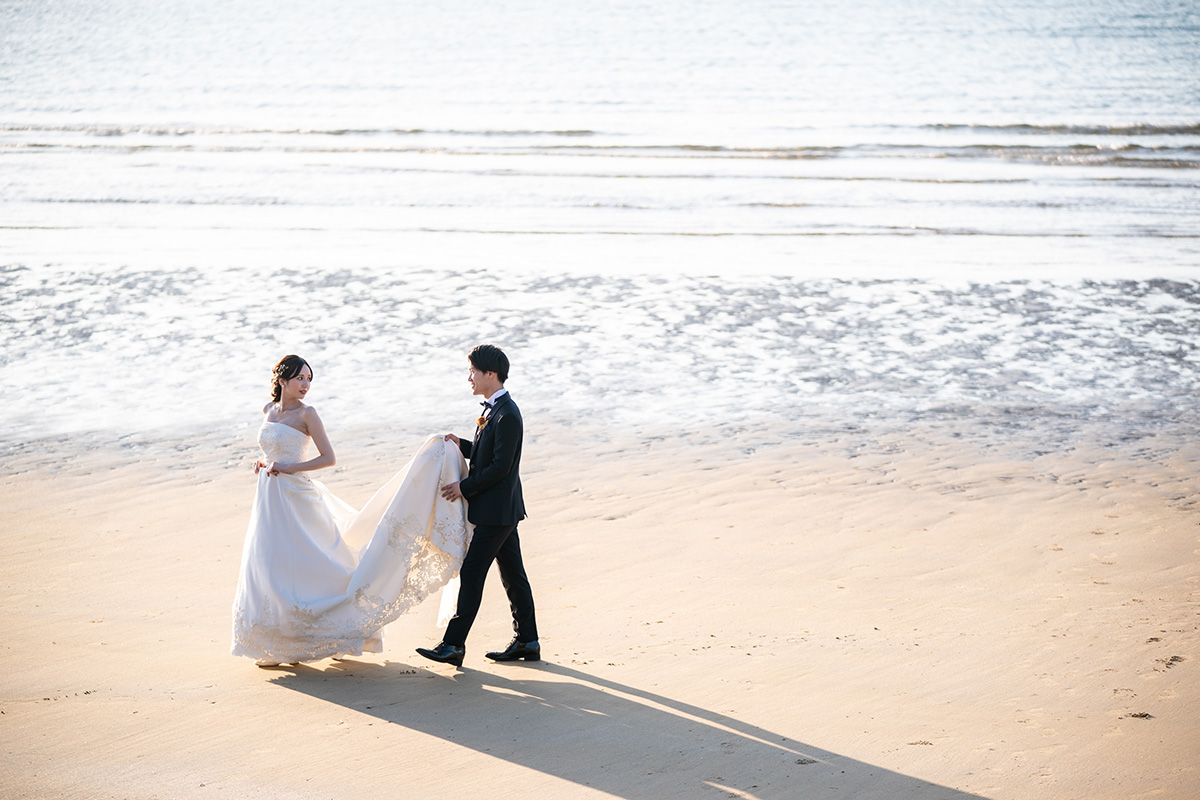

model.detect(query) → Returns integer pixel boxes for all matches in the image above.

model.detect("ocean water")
[1,0,1198,463]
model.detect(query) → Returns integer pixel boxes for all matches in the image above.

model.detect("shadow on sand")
[271,659,985,800]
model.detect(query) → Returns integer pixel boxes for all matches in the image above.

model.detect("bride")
[231,354,471,666]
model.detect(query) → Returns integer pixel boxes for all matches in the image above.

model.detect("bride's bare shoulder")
[300,404,325,426]
[261,401,274,415]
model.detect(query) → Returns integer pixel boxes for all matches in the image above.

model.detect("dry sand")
[2,428,1197,799]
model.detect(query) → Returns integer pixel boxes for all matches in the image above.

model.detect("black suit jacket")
[458,392,526,526]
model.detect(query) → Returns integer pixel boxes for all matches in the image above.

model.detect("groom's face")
[467,364,500,397]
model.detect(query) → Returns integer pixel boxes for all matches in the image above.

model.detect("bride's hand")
[253,459,266,474]
[264,461,289,476]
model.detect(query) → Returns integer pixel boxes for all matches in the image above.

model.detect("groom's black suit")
[443,391,538,647]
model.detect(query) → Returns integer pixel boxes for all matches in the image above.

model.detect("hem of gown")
[231,631,384,664]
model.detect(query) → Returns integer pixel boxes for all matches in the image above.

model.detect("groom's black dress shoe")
[485,639,541,662]
[415,642,465,666]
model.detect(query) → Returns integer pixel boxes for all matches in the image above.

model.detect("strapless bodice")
[258,420,311,462]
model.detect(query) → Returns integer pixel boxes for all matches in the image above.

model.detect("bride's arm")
[254,402,272,474]
[269,407,337,475]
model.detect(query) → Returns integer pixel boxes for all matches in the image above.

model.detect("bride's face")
[281,366,312,402]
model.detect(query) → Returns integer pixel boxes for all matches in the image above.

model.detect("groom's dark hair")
[469,344,509,384]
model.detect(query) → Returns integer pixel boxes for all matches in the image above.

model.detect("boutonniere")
[477,415,489,431]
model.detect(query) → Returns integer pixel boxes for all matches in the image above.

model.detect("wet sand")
[1,428,1197,799]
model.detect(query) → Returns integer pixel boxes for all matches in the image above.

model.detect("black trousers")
[442,523,538,647]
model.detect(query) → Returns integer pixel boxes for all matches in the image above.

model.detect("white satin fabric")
[231,421,472,663]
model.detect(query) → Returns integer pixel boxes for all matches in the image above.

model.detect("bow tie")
[480,400,494,411]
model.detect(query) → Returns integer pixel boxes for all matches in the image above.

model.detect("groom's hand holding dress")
[439,435,465,501]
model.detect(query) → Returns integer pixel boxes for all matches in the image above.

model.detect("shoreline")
[2,427,1197,798]
[6,274,1199,466]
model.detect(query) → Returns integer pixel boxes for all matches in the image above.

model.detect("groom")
[417,344,540,667]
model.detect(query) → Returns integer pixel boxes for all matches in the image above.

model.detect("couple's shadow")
[271,658,985,800]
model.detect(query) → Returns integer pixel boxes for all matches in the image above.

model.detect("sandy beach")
[2,425,1196,800]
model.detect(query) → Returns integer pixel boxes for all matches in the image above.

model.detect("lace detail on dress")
[231,434,472,663]
[258,420,310,462]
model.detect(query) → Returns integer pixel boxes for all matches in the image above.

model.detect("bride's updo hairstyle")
[271,354,311,402]
[468,344,509,384]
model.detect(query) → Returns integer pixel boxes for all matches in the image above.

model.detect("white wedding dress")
[231,421,472,663]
